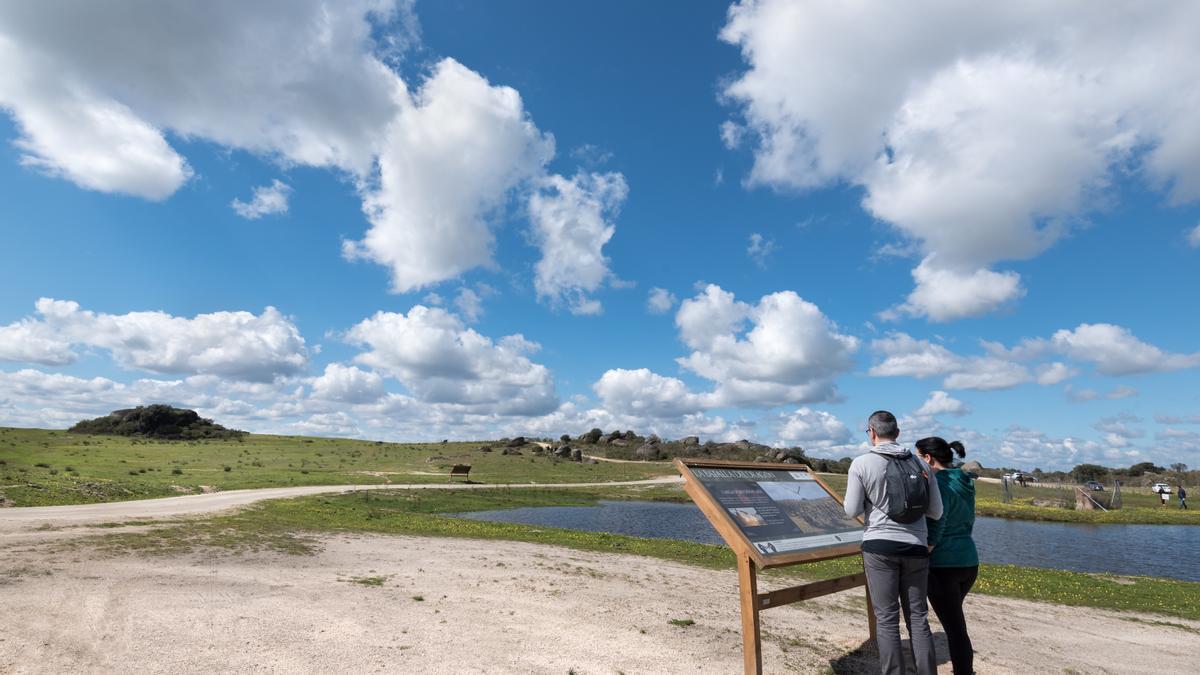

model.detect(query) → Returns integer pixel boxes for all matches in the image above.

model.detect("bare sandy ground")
[1,529,1196,674]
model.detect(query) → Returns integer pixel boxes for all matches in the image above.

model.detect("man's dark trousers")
[863,551,937,675]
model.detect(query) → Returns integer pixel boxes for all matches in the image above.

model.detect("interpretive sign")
[675,458,873,675]
[687,465,863,563]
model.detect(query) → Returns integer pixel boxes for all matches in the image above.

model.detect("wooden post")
[737,552,762,675]
[674,459,874,673]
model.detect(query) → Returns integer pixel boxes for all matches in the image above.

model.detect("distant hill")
[68,405,246,440]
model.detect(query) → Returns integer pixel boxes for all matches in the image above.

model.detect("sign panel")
[678,460,863,566]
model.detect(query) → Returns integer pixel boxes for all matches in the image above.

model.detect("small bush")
[35,462,50,468]
[223,466,232,472]
[171,467,183,475]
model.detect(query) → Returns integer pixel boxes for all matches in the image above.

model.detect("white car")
[1151,483,1172,494]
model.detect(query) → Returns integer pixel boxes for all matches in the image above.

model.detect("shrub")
[171,467,183,475]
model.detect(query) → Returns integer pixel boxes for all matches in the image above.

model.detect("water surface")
[454,500,1199,582]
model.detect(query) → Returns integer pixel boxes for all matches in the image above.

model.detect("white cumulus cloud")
[0,298,308,381]
[720,0,1200,319]
[593,368,704,418]
[1036,362,1077,386]
[676,285,859,407]
[1,3,624,298]
[528,171,627,314]
[310,363,385,404]
[775,407,853,448]
[870,332,1031,391]
[0,0,405,197]
[891,259,1024,322]
[593,285,858,421]
[746,232,776,268]
[345,305,557,415]
[914,390,970,418]
[345,59,555,292]
[647,288,677,315]
[872,321,1199,391]
[232,179,292,219]
[1050,324,1200,376]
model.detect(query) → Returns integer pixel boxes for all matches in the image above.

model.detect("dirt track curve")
[0,476,683,531]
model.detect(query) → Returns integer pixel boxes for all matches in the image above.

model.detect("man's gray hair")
[868,410,899,440]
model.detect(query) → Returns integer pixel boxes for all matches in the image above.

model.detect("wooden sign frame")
[674,458,875,675]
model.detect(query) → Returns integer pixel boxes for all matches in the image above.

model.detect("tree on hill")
[68,404,246,440]
[1128,461,1166,476]
[1070,463,1109,483]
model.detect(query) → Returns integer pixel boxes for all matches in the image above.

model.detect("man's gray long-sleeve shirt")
[844,441,943,546]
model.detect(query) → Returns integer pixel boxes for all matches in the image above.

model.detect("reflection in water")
[454,500,1200,582]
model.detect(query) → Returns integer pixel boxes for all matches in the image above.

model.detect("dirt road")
[1,532,1195,674]
[0,477,682,531]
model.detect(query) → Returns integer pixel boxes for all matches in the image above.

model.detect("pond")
[453,500,1200,582]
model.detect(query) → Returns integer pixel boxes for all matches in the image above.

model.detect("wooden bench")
[449,464,472,481]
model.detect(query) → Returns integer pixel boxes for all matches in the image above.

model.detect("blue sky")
[1,0,1198,471]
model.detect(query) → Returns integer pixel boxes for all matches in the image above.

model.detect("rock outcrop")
[68,405,245,440]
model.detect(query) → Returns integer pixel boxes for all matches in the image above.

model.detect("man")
[1180,485,1188,510]
[845,411,943,675]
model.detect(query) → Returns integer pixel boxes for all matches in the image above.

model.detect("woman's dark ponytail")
[915,436,966,466]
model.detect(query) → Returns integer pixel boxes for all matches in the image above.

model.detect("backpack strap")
[870,449,913,460]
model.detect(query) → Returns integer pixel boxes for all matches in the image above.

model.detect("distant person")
[845,411,943,675]
[1180,485,1188,510]
[916,437,979,675]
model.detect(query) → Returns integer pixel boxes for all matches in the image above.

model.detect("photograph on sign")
[690,466,863,556]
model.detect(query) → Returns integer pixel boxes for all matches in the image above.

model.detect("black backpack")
[875,450,930,524]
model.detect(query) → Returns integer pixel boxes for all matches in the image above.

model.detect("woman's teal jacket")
[926,468,979,568]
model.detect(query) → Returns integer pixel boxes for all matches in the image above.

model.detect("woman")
[916,437,978,675]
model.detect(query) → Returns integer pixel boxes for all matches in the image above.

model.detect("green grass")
[87,487,1200,621]
[973,499,1200,524]
[817,473,1200,525]
[342,575,389,587]
[0,427,670,506]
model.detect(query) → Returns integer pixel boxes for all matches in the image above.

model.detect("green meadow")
[0,427,669,506]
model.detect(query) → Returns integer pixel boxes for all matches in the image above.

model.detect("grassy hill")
[0,427,671,507]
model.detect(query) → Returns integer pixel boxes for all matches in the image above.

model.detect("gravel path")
[0,476,683,531]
